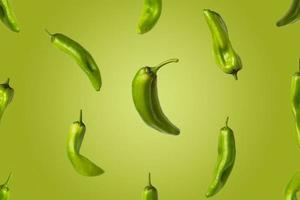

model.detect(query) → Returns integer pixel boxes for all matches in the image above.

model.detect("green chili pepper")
[285,172,300,200]
[0,173,12,200]
[291,60,300,147]
[204,9,242,80]
[137,0,162,34]
[143,173,158,200]
[206,117,236,198]
[132,58,180,135]
[277,0,300,27]
[67,110,104,176]
[0,0,20,32]
[0,79,14,122]
[46,30,102,91]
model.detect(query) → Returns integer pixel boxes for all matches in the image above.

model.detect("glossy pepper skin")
[277,0,300,27]
[0,0,20,32]
[0,173,12,200]
[0,79,14,122]
[137,0,162,34]
[206,117,236,198]
[132,58,180,135]
[285,172,300,200]
[143,173,158,200]
[204,9,242,80]
[46,30,102,91]
[67,110,104,176]
[291,61,300,147]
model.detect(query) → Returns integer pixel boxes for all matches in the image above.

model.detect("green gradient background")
[0,0,298,199]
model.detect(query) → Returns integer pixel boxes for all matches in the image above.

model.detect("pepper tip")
[13,27,20,33]
[276,21,285,27]
[137,27,147,34]
[205,192,212,198]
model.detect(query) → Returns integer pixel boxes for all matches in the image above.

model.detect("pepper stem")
[5,78,10,85]
[152,58,179,73]
[225,117,229,127]
[3,172,12,187]
[233,72,238,80]
[298,58,300,72]
[45,29,53,37]
[148,173,152,186]
[79,110,83,123]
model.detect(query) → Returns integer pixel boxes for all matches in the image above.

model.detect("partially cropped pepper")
[204,9,242,80]
[285,171,300,200]
[0,0,20,32]
[277,0,300,27]
[0,79,14,122]
[137,0,162,34]
[142,173,158,200]
[291,60,300,147]
[0,173,12,200]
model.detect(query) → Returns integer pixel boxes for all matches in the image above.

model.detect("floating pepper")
[143,173,158,200]
[204,9,242,80]
[0,79,14,122]
[0,0,20,32]
[291,60,300,147]
[285,172,300,200]
[206,117,236,197]
[132,58,180,135]
[0,173,12,200]
[277,0,300,27]
[67,110,104,176]
[46,30,102,91]
[137,0,162,34]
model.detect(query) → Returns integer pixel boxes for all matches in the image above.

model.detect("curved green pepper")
[285,172,300,200]
[291,60,300,147]
[0,173,12,200]
[0,0,20,32]
[67,110,104,176]
[0,79,14,122]
[137,0,162,34]
[132,58,180,135]
[143,173,158,200]
[204,9,242,80]
[206,117,236,198]
[46,30,102,91]
[277,0,300,27]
